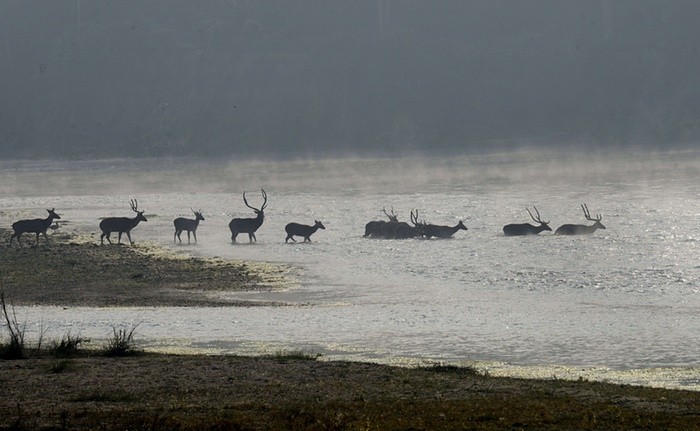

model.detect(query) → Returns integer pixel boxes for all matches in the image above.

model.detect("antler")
[581,204,602,222]
[382,206,398,222]
[243,189,268,212]
[410,209,419,226]
[526,206,549,224]
[260,189,268,211]
[130,199,139,213]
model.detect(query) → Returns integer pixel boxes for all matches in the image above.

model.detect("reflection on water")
[1,151,699,390]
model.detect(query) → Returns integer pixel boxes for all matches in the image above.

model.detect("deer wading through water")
[363,207,399,238]
[285,220,325,243]
[174,209,205,244]
[9,208,61,246]
[503,206,551,236]
[99,199,147,245]
[555,204,606,235]
[229,189,268,243]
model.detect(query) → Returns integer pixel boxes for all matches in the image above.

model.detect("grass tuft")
[50,333,88,358]
[103,323,142,357]
[0,292,26,360]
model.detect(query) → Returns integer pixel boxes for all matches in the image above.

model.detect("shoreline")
[1,231,700,428]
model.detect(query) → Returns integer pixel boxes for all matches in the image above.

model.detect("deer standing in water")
[422,219,468,239]
[99,199,148,245]
[174,209,205,244]
[9,208,61,246]
[391,209,424,239]
[503,206,551,236]
[285,220,325,243]
[364,207,399,238]
[229,189,268,243]
[555,204,606,235]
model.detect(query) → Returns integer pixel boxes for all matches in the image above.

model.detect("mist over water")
[1,151,699,389]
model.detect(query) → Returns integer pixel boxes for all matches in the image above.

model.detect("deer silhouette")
[9,208,61,246]
[285,220,325,243]
[422,219,468,239]
[391,209,424,239]
[364,207,398,238]
[174,209,205,244]
[99,199,148,245]
[229,189,268,243]
[503,206,551,236]
[555,204,606,235]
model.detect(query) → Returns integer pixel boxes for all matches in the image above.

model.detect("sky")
[2,1,700,160]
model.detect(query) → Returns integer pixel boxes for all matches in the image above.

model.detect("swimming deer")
[99,199,148,245]
[422,219,468,239]
[9,208,61,246]
[364,207,399,238]
[555,204,606,235]
[285,220,325,243]
[174,209,205,244]
[384,210,424,239]
[503,206,551,236]
[229,189,268,243]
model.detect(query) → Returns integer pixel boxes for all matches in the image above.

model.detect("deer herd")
[6,189,606,247]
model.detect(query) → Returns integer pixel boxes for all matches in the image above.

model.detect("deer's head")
[47,208,61,220]
[527,206,551,231]
[130,199,148,222]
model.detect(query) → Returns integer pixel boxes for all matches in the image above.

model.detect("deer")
[555,204,606,235]
[391,209,424,239]
[503,206,551,236]
[174,209,205,244]
[9,208,61,246]
[422,219,468,239]
[99,199,148,245]
[285,220,326,243]
[229,189,268,243]
[363,207,399,238]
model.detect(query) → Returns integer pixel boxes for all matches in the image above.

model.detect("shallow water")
[1,151,699,389]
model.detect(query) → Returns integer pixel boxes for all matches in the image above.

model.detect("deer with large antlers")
[555,204,606,235]
[174,209,205,244]
[229,189,268,243]
[99,199,148,245]
[363,207,399,238]
[9,208,61,246]
[503,206,551,236]
[391,209,424,239]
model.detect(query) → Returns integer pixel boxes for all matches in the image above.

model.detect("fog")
[2,1,700,160]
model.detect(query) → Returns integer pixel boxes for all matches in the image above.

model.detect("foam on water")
[1,152,699,390]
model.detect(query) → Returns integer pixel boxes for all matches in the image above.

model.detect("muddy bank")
[0,229,292,307]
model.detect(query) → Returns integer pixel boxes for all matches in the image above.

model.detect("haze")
[2,1,700,160]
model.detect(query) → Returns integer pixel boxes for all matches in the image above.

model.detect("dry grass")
[0,353,698,430]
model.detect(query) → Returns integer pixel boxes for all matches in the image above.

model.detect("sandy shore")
[1,231,699,430]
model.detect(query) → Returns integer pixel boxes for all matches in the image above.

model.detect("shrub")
[0,292,26,360]
[50,333,88,358]
[103,323,142,357]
